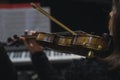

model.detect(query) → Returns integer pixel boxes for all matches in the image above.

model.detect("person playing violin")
[21,0,120,80]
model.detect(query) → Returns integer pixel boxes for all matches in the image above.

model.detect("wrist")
[30,46,44,54]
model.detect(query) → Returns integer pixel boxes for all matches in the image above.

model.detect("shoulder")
[65,58,112,80]
[72,58,108,71]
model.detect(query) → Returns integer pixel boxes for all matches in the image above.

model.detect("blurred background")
[0,0,112,80]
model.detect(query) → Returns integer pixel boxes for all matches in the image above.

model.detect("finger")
[30,30,37,35]
[27,40,37,48]
[24,29,29,36]
[20,37,30,48]
[29,43,34,47]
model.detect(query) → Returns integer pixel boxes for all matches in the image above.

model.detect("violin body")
[35,32,106,49]
[33,32,107,56]
[73,34,106,51]
[8,31,108,56]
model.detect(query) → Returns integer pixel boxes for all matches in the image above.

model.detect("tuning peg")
[13,34,19,39]
[7,37,13,43]
[7,37,16,46]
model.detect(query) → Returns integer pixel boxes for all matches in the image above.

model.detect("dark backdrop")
[49,0,112,35]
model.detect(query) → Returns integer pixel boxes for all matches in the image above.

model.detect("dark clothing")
[31,51,120,80]
[0,43,17,80]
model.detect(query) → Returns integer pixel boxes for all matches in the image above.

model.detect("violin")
[7,3,108,57]
[7,31,107,57]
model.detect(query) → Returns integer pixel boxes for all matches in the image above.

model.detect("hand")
[20,30,44,54]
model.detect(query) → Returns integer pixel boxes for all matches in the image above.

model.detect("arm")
[21,37,65,80]
[31,51,65,80]
[0,43,17,80]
